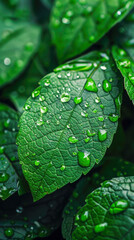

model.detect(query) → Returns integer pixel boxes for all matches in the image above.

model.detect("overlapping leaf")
[62,158,134,240]
[0,104,28,200]
[17,51,122,201]
[50,0,134,61]
[72,176,134,240]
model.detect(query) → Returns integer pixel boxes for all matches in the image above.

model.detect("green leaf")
[0,104,28,200]
[0,185,71,239]
[112,14,134,104]
[50,0,134,62]
[72,176,134,240]
[17,51,123,202]
[62,158,134,240]
[0,19,41,88]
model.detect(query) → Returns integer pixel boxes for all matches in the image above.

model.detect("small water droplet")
[81,111,88,118]
[68,136,78,143]
[73,152,77,156]
[32,87,41,98]
[60,93,71,103]
[98,116,104,122]
[95,97,100,103]
[60,165,66,171]
[100,65,107,70]
[84,138,90,143]
[35,160,40,166]
[80,211,89,222]
[109,199,129,215]
[87,130,96,137]
[0,173,9,183]
[40,106,48,114]
[15,59,24,68]
[36,119,45,126]
[4,57,11,66]
[62,17,70,24]
[16,206,23,213]
[44,79,50,86]
[4,119,10,128]
[94,222,108,233]
[108,113,119,122]
[0,146,5,154]
[85,102,89,108]
[84,78,98,92]
[100,104,104,109]
[103,80,112,92]
[39,96,45,102]
[4,228,14,238]
[24,103,31,111]
[78,151,90,167]
[89,35,95,42]
[25,42,34,51]
[67,124,71,129]
[74,97,82,104]
[98,129,107,142]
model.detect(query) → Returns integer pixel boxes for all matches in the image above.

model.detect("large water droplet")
[68,136,78,143]
[4,228,14,238]
[94,222,108,233]
[109,199,129,215]
[103,80,112,92]
[80,210,89,222]
[84,78,98,92]
[98,129,107,142]
[60,93,71,102]
[109,113,118,122]
[0,173,9,183]
[74,97,82,104]
[78,151,90,167]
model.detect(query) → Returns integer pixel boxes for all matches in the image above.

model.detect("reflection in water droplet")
[109,199,129,215]
[94,222,108,233]
[78,151,90,167]
[60,93,71,102]
[98,129,107,142]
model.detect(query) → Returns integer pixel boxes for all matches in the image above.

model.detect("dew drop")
[25,42,34,51]
[60,165,66,171]
[78,151,90,167]
[36,119,45,126]
[40,106,48,114]
[89,35,95,42]
[108,113,119,122]
[109,199,129,215]
[44,79,50,86]
[100,104,104,109]
[4,228,14,238]
[94,222,108,233]
[32,87,41,98]
[118,59,131,68]
[39,96,45,102]
[62,17,70,24]
[81,111,88,118]
[0,146,5,154]
[80,211,89,222]
[4,57,11,66]
[15,59,24,68]
[98,129,107,142]
[60,93,71,103]
[95,97,100,103]
[74,97,82,104]
[35,160,40,166]
[98,116,104,122]
[84,78,98,92]
[24,103,31,111]
[0,173,9,183]
[87,130,96,137]
[4,119,10,128]
[68,136,78,144]
[103,80,112,92]
[84,138,90,143]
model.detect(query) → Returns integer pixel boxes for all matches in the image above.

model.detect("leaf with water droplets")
[62,157,134,240]
[0,185,71,239]
[0,19,41,88]
[50,0,134,61]
[17,51,122,201]
[0,104,28,200]
[72,176,134,240]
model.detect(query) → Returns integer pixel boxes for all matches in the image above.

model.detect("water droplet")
[67,124,71,129]
[25,42,34,51]
[101,65,107,70]
[0,146,5,154]
[73,152,77,156]
[118,59,131,68]
[36,119,45,126]
[98,116,104,122]
[89,35,95,42]
[98,129,107,142]
[74,97,82,104]
[4,119,10,128]
[85,102,89,108]
[109,113,118,122]
[62,17,70,24]
[118,48,127,56]
[83,6,93,16]
[68,136,78,143]
[93,109,97,113]
[60,93,71,102]
[81,111,88,118]
[103,80,112,92]
[94,222,108,233]
[24,103,31,111]
[80,211,89,222]
[100,52,109,62]
[109,199,129,215]
[84,138,90,143]
[32,87,41,98]
[95,97,100,103]
[115,95,122,110]
[35,160,40,166]
[60,165,65,171]
[4,57,11,66]
[40,106,48,114]
[0,173,9,183]
[78,151,90,167]
[84,78,98,92]
[87,130,96,137]
[15,59,24,68]
[100,104,104,109]
[4,228,14,238]
[39,96,45,102]
[16,206,23,213]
